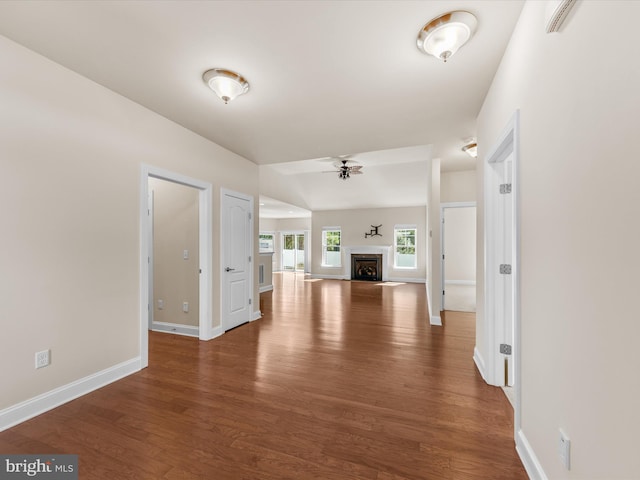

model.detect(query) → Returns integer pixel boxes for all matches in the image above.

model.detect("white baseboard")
[203,325,224,341]
[259,285,273,293]
[252,310,262,321]
[151,321,198,337]
[516,428,548,480]
[445,280,476,286]
[473,346,487,381]
[0,357,140,432]
[430,315,442,326]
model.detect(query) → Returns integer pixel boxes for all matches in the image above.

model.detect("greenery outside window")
[322,228,341,267]
[259,233,275,252]
[394,226,417,269]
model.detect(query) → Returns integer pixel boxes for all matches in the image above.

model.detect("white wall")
[311,206,426,282]
[0,35,259,414]
[440,170,476,203]
[259,217,311,272]
[477,1,640,478]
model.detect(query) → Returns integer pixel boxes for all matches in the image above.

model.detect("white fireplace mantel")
[344,245,392,281]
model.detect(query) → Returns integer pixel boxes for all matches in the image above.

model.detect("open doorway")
[149,178,200,337]
[441,202,477,312]
[139,165,213,369]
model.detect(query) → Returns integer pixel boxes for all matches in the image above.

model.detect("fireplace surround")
[343,246,392,282]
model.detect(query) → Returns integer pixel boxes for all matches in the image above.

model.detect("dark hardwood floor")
[0,273,527,479]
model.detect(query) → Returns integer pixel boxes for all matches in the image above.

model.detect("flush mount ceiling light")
[202,68,249,104]
[462,140,478,158]
[417,11,478,62]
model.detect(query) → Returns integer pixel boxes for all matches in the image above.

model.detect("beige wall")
[150,178,199,327]
[0,35,259,411]
[443,207,476,282]
[477,1,640,478]
[311,206,426,281]
[440,170,476,203]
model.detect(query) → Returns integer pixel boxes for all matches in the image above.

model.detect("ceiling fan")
[322,156,363,180]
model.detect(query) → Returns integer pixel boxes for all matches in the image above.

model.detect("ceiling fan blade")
[349,165,363,171]
[350,170,363,175]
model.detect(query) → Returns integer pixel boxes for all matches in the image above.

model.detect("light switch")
[183,249,189,260]
[183,302,189,313]
[157,299,164,310]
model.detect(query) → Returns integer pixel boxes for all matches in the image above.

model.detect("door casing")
[482,110,521,437]
[140,165,214,368]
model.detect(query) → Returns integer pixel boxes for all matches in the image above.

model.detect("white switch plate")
[558,429,571,470]
[183,302,189,313]
[183,249,189,260]
[157,299,164,309]
[35,349,50,369]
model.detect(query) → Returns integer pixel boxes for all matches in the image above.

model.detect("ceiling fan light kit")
[203,68,250,104]
[417,11,477,62]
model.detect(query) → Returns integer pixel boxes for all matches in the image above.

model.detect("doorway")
[140,165,213,369]
[281,232,307,272]
[441,203,477,312]
[483,111,520,434]
[148,178,200,337]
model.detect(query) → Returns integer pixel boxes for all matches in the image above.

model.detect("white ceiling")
[0,0,524,217]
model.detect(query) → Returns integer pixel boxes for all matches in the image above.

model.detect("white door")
[222,191,252,331]
[500,158,514,386]
[487,153,515,386]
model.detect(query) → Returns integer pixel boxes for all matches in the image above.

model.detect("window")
[394,226,417,268]
[259,233,274,253]
[322,228,341,267]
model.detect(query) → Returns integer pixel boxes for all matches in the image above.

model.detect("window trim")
[321,226,341,268]
[394,224,417,269]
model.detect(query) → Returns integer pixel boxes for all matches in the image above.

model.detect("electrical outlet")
[183,302,189,313]
[157,299,164,310]
[558,429,571,470]
[35,349,50,369]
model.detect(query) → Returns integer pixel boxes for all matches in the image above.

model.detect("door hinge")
[500,344,512,355]
[248,298,252,305]
[442,254,445,260]
[248,255,252,262]
[443,290,445,296]
[499,264,512,275]
[248,212,252,220]
[499,183,512,194]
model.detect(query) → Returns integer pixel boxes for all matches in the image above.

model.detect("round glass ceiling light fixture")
[417,11,478,62]
[202,68,250,104]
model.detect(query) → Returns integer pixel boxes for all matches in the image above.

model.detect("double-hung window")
[322,227,341,267]
[394,225,417,269]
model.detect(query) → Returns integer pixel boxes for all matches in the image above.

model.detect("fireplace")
[343,246,391,282]
[351,254,382,281]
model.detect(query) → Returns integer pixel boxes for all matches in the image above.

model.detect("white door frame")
[440,202,476,310]
[139,165,214,368]
[483,111,521,435]
[220,188,255,329]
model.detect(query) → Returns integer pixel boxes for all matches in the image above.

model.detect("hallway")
[0,274,526,479]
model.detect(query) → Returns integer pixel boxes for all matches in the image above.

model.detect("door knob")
[225,267,235,272]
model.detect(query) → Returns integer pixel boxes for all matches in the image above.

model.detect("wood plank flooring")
[0,273,527,479]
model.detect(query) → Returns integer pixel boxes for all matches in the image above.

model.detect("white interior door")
[487,153,515,387]
[222,191,252,331]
